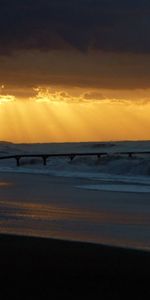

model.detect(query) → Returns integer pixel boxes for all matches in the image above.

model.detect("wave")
[1,141,150,187]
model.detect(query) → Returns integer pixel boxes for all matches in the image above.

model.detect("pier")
[0,151,150,166]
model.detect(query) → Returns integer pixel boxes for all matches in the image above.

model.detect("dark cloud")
[1,49,150,90]
[0,0,150,54]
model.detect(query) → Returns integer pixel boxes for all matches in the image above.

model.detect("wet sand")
[0,172,150,298]
[0,172,150,250]
[0,234,150,299]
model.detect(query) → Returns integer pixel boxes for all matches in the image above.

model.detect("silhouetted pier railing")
[0,151,150,166]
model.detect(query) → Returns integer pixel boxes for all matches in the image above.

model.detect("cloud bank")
[0,0,150,55]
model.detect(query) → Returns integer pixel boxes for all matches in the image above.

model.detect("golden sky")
[1,1,150,143]
[1,83,150,143]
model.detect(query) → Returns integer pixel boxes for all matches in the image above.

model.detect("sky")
[1,0,150,143]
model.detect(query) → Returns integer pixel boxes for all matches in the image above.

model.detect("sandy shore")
[0,233,150,299]
[0,172,150,298]
[0,172,150,250]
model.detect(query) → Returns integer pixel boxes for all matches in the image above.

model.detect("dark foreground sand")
[0,234,150,299]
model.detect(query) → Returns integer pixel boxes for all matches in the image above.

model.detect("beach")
[0,233,150,299]
[0,171,150,298]
[0,172,150,249]
[1,0,150,296]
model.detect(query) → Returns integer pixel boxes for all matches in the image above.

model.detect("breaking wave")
[1,140,150,187]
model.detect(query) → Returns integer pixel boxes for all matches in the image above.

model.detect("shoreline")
[1,166,150,195]
[0,170,150,297]
[0,171,150,251]
[0,233,150,298]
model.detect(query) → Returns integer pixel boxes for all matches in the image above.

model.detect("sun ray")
[1,87,150,143]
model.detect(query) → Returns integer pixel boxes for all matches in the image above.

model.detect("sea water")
[0,140,150,251]
[1,140,150,184]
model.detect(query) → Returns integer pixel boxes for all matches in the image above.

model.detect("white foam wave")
[1,141,150,192]
[77,184,150,193]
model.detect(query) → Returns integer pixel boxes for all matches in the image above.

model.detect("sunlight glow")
[0,87,150,143]
[0,95,15,104]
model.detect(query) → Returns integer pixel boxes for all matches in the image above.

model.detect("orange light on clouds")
[0,87,150,143]
[0,95,15,104]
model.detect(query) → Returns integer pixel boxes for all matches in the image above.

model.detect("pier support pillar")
[16,156,20,167]
[43,156,47,166]
[69,154,75,161]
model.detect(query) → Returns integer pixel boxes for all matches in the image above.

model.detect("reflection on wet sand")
[0,199,149,251]
[0,181,12,187]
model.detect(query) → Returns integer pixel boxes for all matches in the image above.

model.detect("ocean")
[0,140,150,251]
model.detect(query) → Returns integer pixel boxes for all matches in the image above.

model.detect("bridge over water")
[0,151,150,166]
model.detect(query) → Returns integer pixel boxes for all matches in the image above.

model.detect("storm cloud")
[0,0,150,54]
